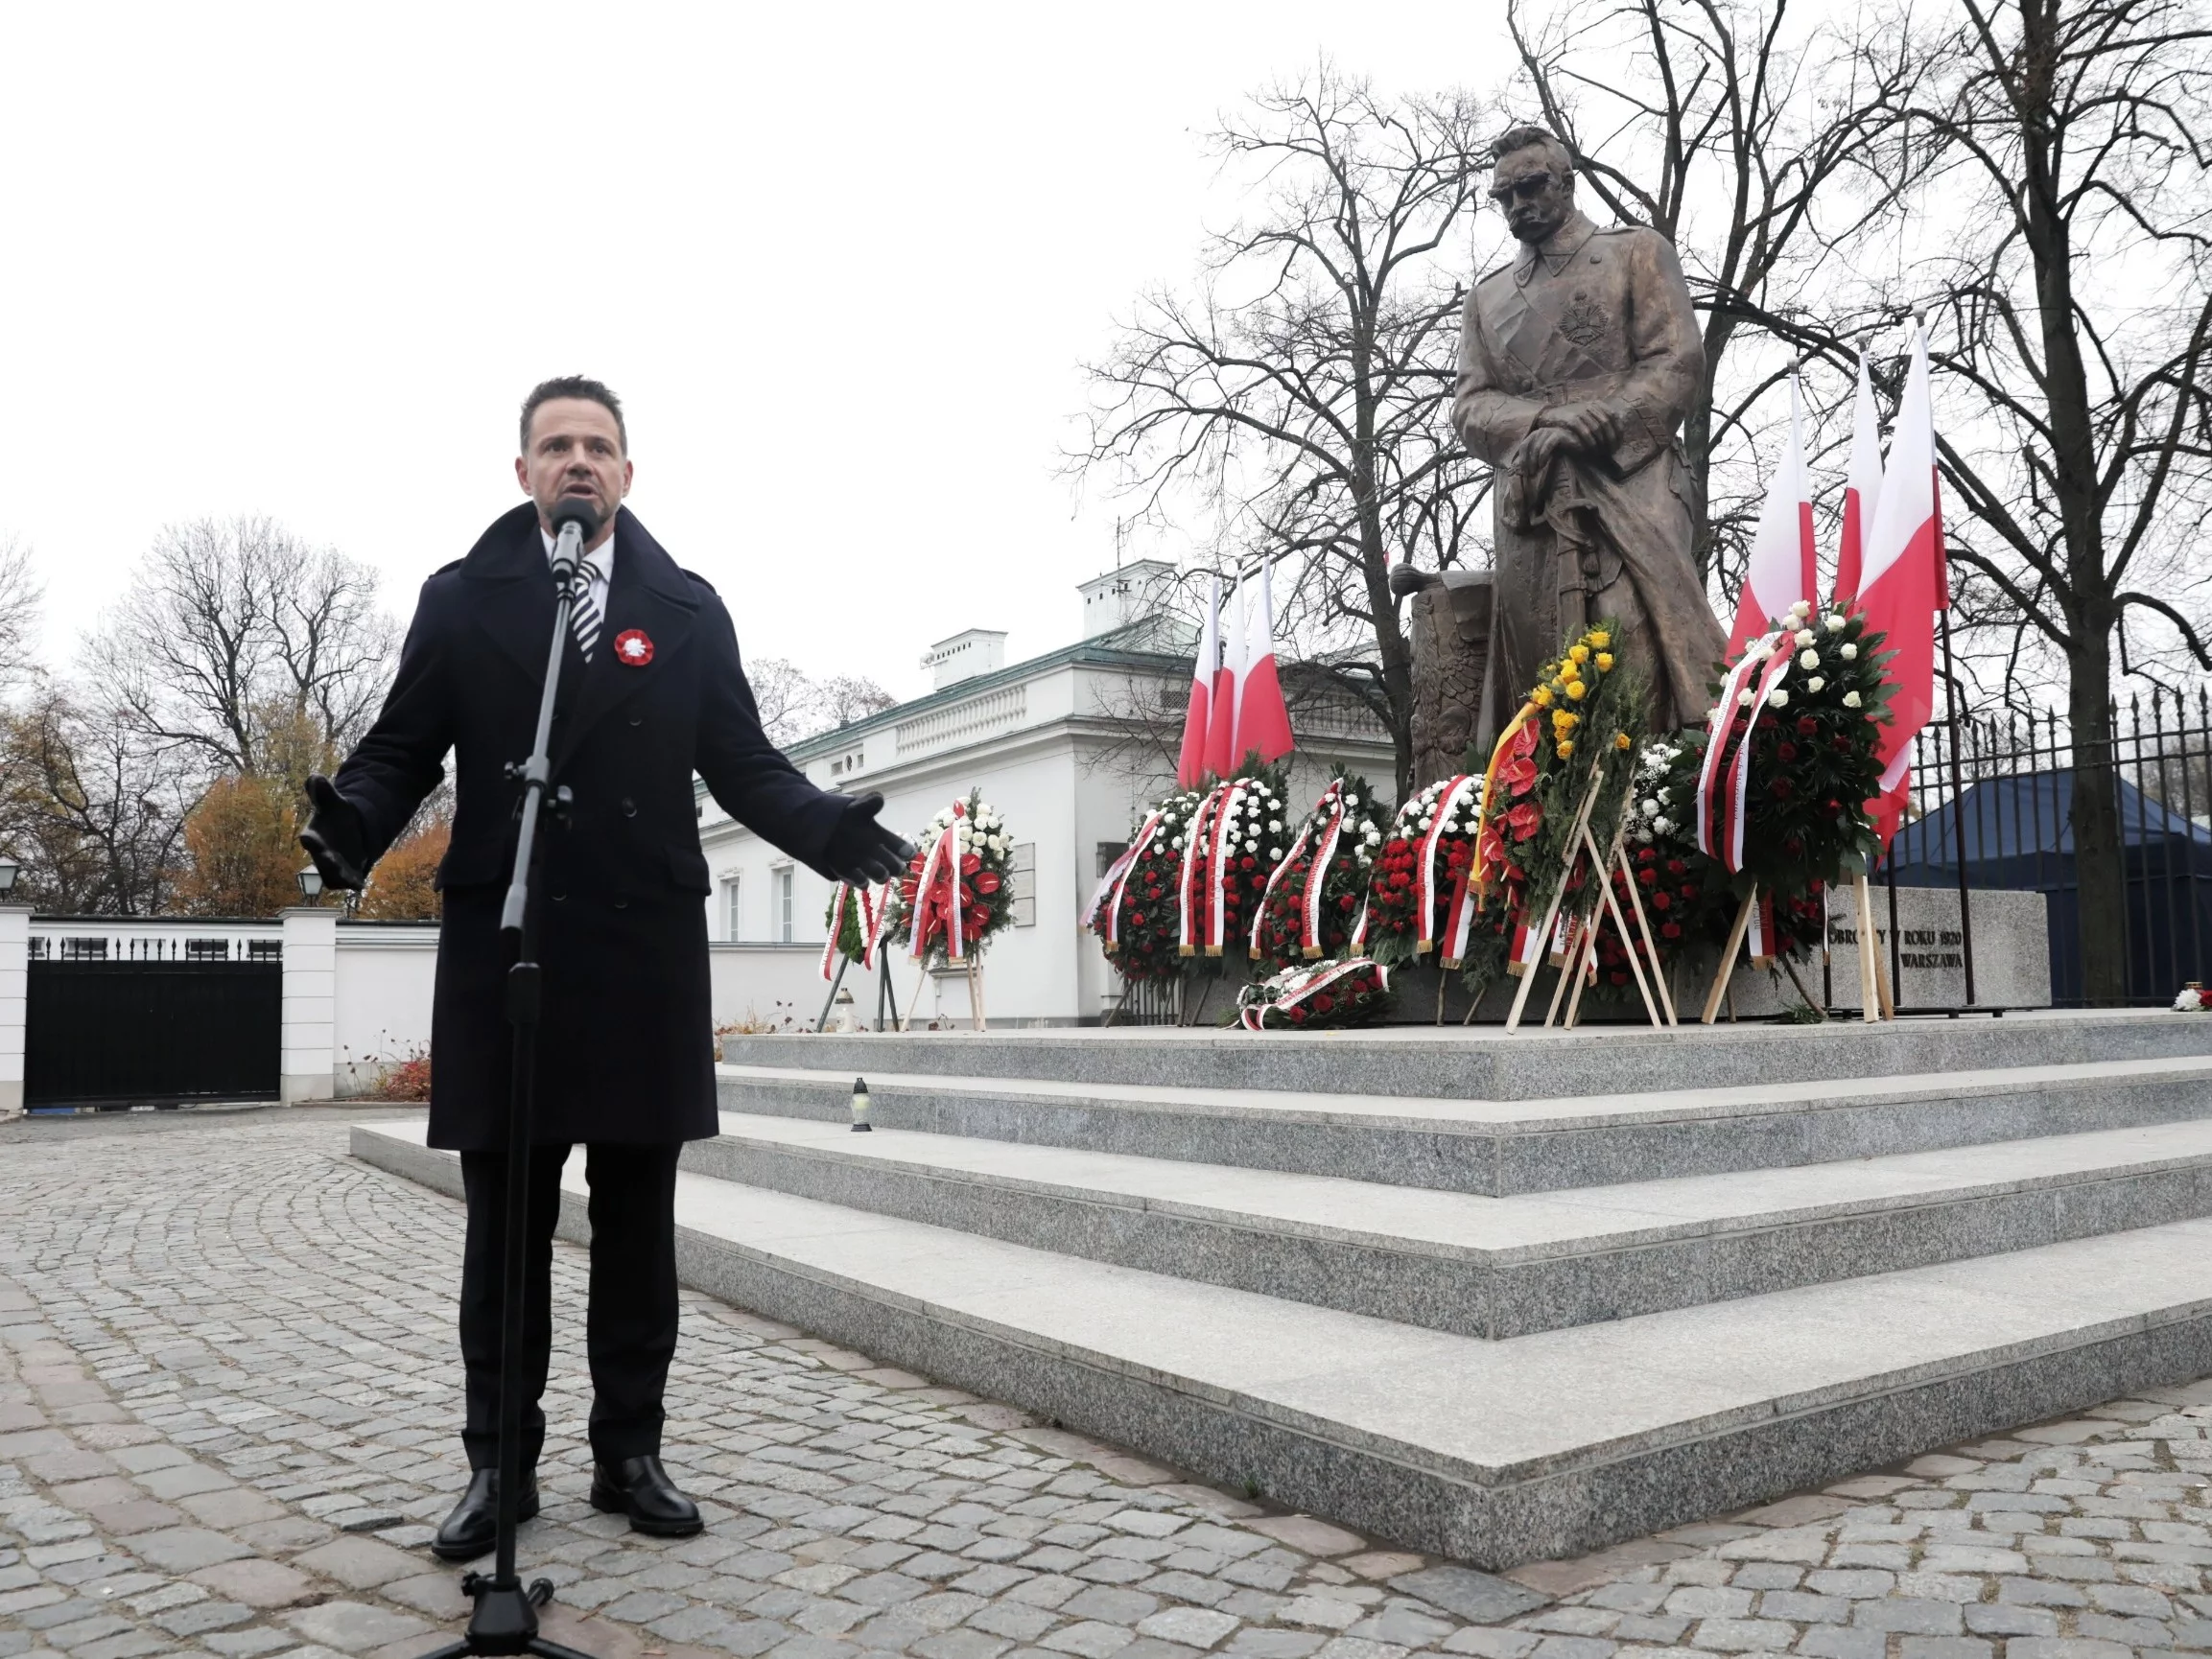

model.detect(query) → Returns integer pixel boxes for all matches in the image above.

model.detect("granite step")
[719,1008,2208,1100]
[715,1055,2212,1195]
[350,1116,2212,1570]
[685,1110,2212,1339]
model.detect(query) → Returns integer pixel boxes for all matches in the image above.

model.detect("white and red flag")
[1235,559,1295,766]
[1857,324,1943,846]
[1832,350,1884,609]
[1728,377,1817,654]
[1205,579,1246,777]
[1177,577,1220,788]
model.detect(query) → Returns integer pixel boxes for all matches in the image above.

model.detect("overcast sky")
[2,1,1508,704]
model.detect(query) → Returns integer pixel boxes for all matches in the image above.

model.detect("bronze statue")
[1451,125,1727,732]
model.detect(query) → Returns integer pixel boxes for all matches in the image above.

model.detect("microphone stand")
[419,514,595,1659]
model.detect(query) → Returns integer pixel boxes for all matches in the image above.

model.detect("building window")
[1011,843,1037,927]
[185,939,229,961]
[247,941,282,962]
[773,868,794,944]
[722,877,741,942]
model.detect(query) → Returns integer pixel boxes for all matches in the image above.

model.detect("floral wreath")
[1361,773,1502,974]
[1474,619,1648,970]
[1250,771,1384,970]
[1089,765,1291,983]
[885,792,1016,968]
[1235,957,1394,1030]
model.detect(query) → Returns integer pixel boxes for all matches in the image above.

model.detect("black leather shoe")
[589,1455,702,1537]
[431,1468,539,1561]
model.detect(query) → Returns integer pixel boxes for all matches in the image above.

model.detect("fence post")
[0,908,28,1117]
[280,907,340,1105]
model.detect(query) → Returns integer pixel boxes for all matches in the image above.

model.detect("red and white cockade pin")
[613,629,654,666]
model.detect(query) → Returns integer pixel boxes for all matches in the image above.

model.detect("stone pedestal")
[1380,886,2051,1024]
[1393,566,1497,787]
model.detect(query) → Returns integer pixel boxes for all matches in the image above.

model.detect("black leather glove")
[298,774,370,892]
[824,792,916,886]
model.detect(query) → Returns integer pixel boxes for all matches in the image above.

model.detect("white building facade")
[697,565,1396,1027]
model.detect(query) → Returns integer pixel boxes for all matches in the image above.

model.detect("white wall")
[332,923,437,1093]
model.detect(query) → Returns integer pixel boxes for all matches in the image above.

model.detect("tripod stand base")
[415,1574,596,1659]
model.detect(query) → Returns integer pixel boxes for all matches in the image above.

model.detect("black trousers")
[457,1142,681,1472]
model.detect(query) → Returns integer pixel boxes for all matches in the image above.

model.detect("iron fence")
[1883,685,2212,1007]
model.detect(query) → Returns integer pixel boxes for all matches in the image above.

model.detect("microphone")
[549,497,603,583]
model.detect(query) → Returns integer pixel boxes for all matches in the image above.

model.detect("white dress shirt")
[541,524,614,643]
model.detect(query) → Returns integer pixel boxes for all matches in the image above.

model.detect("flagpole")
[1938,606,1977,1006]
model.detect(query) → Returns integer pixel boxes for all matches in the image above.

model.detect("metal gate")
[25,960,282,1108]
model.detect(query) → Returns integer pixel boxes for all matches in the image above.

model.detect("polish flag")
[1176,576,1219,788]
[1832,349,1884,609]
[1235,559,1295,766]
[1728,377,1816,655]
[1857,325,1942,846]
[1205,578,1246,778]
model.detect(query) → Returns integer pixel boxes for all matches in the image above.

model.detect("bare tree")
[89,517,397,783]
[1850,0,2212,1004]
[746,658,898,748]
[1074,67,1495,798]
[1506,0,1935,591]
[0,537,45,699]
[0,686,193,915]
[746,658,824,748]
[815,674,898,733]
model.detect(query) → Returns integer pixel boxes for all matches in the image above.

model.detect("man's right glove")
[824,792,916,886]
[299,774,370,892]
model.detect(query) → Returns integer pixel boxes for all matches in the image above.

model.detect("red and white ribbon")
[1747,892,1779,966]
[1721,650,1798,873]
[906,802,968,964]
[1506,902,1546,977]
[1250,813,1316,955]
[1238,958,1390,1031]
[1089,808,1166,950]
[1349,900,1371,949]
[1697,636,1778,858]
[1299,784,1350,958]
[1178,784,1228,956]
[1439,860,1481,970]
[1206,780,1248,956]
[820,882,883,981]
[1414,776,1481,955]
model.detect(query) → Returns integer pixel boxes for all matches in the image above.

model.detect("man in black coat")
[300,377,908,1560]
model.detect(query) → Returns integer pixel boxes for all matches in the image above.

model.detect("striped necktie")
[566,556,605,664]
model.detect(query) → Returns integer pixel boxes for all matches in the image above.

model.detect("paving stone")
[1794,1630,1885,1659]
[1387,1571,1545,1625]
[1852,1599,1964,1635]
[1040,1623,1139,1659]
[1135,1609,1240,1649]
[187,1558,324,1609]
[20,1117,2212,1659]
[280,1600,435,1652]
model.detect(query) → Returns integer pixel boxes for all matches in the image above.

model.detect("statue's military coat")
[1452,208,1727,728]
[329,502,853,1152]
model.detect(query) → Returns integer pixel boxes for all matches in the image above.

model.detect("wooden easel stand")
[1700,887,1759,1026]
[1504,759,1609,1034]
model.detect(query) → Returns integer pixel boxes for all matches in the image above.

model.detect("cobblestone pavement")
[7,1115,2212,1659]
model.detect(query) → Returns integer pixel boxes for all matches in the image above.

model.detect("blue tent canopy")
[1883,768,2212,1004]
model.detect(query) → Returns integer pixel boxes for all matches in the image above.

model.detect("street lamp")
[0,859,19,897]
[296,865,325,903]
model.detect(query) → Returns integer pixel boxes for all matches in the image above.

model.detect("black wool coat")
[331,502,853,1150]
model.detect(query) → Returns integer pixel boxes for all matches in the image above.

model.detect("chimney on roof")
[921,628,1008,690]
[1078,559,1176,640]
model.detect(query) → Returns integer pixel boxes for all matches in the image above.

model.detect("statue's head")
[1489,126,1576,245]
